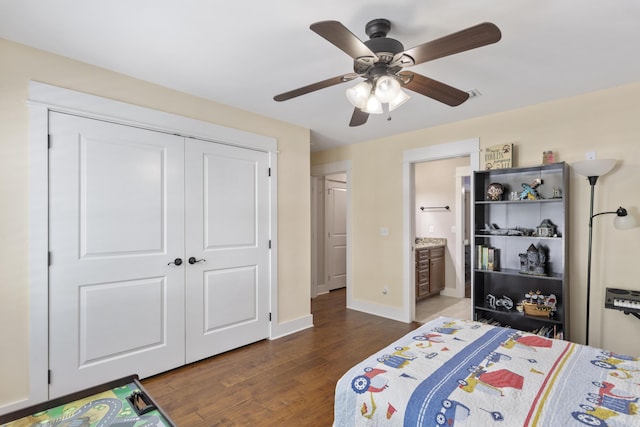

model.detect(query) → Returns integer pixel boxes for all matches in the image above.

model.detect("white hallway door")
[49,112,269,397]
[325,180,347,291]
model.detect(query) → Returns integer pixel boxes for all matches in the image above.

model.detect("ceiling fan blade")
[402,22,501,65]
[349,108,369,127]
[310,20,377,60]
[274,73,358,102]
[403,72,470,106]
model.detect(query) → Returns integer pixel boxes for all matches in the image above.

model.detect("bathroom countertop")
[415,237,447,248]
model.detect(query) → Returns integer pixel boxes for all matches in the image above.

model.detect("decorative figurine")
[536,219,557,237]
[486,182,504,201]
[519,244,547,276]
[486,294,513,311]
[519,179,543,200]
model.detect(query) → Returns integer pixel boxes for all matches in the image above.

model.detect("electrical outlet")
[380,227,389,237]
[429,225,434,233]
[586,151,596,160]
[383,286,388,295]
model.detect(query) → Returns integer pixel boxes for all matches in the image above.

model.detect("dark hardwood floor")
[142,288,421,426]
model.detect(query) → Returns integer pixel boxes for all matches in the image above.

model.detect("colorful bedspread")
[333,317,640,426]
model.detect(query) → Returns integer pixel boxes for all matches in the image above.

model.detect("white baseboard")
[347,299,408,323]
[440,288,460,298]
[0,396,39,418]
[270,314,314,340]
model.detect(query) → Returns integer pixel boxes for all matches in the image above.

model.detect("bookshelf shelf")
[474,268,564,281]
[475,198,562,205]
[474,306,564,325]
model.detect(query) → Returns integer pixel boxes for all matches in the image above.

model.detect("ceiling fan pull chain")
[383,103,392,121]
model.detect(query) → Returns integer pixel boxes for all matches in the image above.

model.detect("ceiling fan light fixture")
[389,89,411,111]
[362,94,383,114]
[374,75,401,103]
[346,81,372,109]
[275,20,502,126]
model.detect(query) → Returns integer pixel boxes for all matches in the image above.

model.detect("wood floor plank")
[143,288,421,426]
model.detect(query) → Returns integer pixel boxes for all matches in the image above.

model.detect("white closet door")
[48,112,186,397]
[185,140,270,363]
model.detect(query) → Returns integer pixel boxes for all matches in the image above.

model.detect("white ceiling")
[2,1,639,152]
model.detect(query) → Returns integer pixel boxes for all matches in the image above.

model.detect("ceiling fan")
[274,19,501,127]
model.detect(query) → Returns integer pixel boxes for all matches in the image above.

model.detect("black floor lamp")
[573,159,637,346]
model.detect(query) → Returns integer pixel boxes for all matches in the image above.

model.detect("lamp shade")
[362,94,383,114]
[374,76,401,103]
[389,90,411,111]
[573,159,616,178]
[614,208,638,229]
[346,81,372,109]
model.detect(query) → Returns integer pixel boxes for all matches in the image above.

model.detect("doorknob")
[188,257,206,264]
[167,258,183,266]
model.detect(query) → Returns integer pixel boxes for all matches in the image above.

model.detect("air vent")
[467,88,482,98]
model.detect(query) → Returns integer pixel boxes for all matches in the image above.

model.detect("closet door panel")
[48,112,186,397]
[185,140,270,363]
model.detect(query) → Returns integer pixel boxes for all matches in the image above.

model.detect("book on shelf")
[482,246,489,270]
[532,325,563,340]
[476,245,499,271]
[488,247,498,271]
[478,317,563,340]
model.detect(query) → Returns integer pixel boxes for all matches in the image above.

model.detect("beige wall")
[0,38,311,406]
[415,157,469,293]
[312,82,640,355]
[415,157,467,238]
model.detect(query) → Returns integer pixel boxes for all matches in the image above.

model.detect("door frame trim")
[402,139,480,322]
[26,81,277,408]
[454,166,472,298]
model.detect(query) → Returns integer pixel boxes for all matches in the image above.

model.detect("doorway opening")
[310,161,352,306]
[402,139,479,323]
[412,158,471,323]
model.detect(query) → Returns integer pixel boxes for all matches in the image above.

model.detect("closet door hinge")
[48,135,52,149]
[48,251,52,266]
[48,370,52,385]
[268,167,271,177]
[269,312,272,322]
[268,240,271,249]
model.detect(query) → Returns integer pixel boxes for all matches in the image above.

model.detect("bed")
[333,317,640,426]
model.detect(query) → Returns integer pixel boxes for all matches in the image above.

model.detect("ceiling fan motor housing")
[355,19,405,76]
[365,18,392,38]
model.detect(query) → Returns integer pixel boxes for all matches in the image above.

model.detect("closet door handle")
[188,257,206,264]
[168,258,183,266]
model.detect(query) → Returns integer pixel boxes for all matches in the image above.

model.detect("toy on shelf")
[486,294,513,311]
[519,179,543,200]
[519,244,547,276]
[520,291,557,318]
[535,219,557,237]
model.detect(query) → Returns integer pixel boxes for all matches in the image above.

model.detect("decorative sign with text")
[483,143,513,170]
